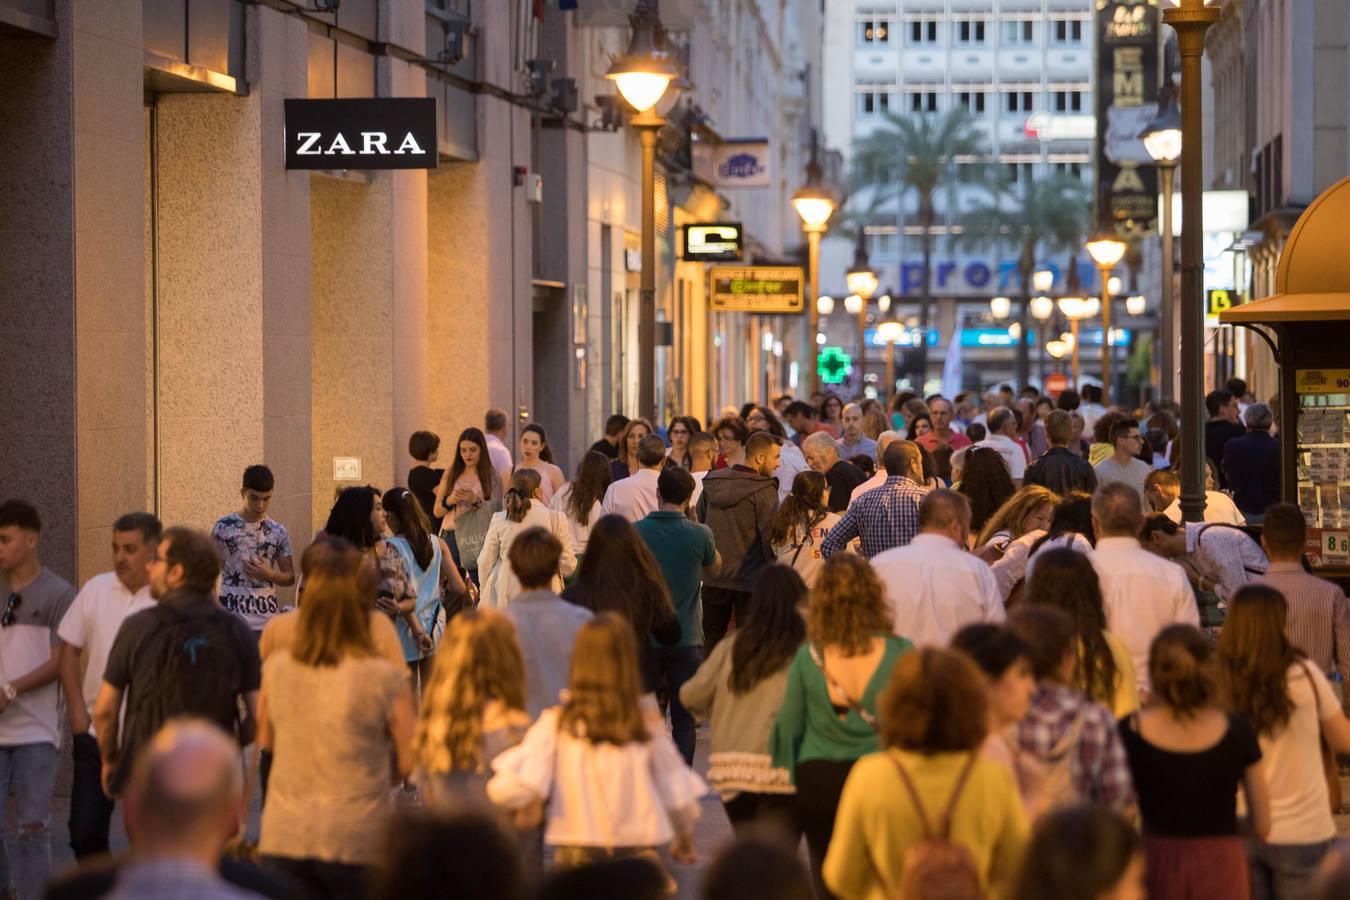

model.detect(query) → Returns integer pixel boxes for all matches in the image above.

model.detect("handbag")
[1300,660,1343,814]
[453,499,495,564]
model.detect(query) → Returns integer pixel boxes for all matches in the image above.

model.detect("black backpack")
[137,603,247,738]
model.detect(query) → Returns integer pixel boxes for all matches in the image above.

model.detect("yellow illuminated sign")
[709,266,805,313]
[1206,289,1240,317]
[1296,369,1350,395]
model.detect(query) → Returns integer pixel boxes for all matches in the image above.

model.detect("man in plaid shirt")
[1010,605,1136,814]
[820,442,927,559]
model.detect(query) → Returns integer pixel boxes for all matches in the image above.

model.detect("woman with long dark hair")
[381,488,468,691]
[681,565,806,836]
[1119,624,1270,900]
[1025,548,1137,718]
[768,470,843,588]
[561,514,679,695]
[818,395,844,436]
[905,413,934,443]
[1216,585,1350,898]
[547,450,612,576]
[666,416,701,468]
[476,470,576,609]
[517,423,565,503]
[611,417,656,481]
[433,427,500,584]
[324,486,416,635]
[956,446,1016,544]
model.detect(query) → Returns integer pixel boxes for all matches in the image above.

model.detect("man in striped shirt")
[1257,503,1350,696]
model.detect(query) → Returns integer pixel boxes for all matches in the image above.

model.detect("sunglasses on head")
[2,592,21,628]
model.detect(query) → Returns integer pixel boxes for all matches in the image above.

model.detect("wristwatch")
[1,684,16,701]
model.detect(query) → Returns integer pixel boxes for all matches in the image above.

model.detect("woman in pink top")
[518,424,565,504]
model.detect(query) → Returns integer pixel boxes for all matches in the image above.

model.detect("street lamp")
[607,0,678,422]
[845,232,878,386]
[1046,339,1069,360]
[1029,295,1055,321]
[877,319,902,398]
[1057,296,1089,386]
[793,140,836,395]
[1143,81,1182,406]
[989,296,1012,319]
[1086,233,1127,403]
[1164,0,1220,523]
[816,294,835,316]
[1125,294,1148,317]
[1032,268,1055,295]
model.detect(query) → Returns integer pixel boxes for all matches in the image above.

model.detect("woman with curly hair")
[1216,585,1350,898]
[414,608,530,813]
[1026,548,1138,718]
[956,446,1016,545]
[770,554,913,895]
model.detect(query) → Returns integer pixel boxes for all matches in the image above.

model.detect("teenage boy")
[57,513,160,859]
[0,500,76,900]
[636,467,720,764]
[212,465,294,638]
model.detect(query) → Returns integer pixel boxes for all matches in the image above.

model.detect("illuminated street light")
[1032,268,1055,294]
[1126,294,1148,316]
[1046,339,1069,360]
[817,295,835,315]
[843,294,864,315]
[989,296,1012,319]
[794,142,836,395]
[1008,321,1022,341]
[605,0,677,114]
[1144,81,1182,407]
[1029,295,1055,320]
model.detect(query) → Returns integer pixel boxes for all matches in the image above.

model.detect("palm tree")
[850,107,987,388]
[958,171,1091,388]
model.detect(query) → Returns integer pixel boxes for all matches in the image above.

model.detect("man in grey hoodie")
[696,431,781,651]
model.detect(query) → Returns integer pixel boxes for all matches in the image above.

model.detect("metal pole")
[1159,162,1177,405]
[806,228,822,396]
[1071,318,1081,387]
[635,111,665,422]
[1100,265,1114,405]
[1167,0,1218,523]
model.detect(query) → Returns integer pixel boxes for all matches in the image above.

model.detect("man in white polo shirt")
[1090,483,1197,695]
[57,512,159,859]
[601,434,667,522]
[973,407,1027,482]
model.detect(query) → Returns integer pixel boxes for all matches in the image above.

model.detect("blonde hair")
[976,485,1060,548]
[558,613,649,745]
[293,540,377,667]
[414,609,527,774]
[807,555,893,657]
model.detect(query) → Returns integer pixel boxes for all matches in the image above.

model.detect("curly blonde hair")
[807,555,893,656]
[414,608,527,774]
[975,485,1060,548]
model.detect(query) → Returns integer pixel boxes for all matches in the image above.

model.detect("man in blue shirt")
[635,467,720,764]
[502,528,592,717]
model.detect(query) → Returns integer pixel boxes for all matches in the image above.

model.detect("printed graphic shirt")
[211,513,292,631]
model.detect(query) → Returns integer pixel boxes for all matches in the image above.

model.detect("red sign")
[1044,372,1069,397]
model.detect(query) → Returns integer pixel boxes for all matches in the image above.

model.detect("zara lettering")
[295,130,427,156]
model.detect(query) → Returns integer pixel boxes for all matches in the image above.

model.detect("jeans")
[702,586,751,653]
[262,855,371,900]
[69,734,115,859]
[1248,839,1334,900]
[652,645,702,765]
[0,742,58,900]
[795,758,858,900]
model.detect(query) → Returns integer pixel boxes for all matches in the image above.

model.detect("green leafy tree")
[958,171,1092,388]
[850,107,987,388]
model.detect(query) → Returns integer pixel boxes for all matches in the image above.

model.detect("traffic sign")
[1044,372,1069,397]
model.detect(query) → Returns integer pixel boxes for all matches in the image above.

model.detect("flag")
[941,315,964,399]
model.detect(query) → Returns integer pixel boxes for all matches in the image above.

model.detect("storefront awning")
[1220,293,1350,324]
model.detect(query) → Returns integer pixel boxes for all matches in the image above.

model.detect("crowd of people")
[1,382,1348,900]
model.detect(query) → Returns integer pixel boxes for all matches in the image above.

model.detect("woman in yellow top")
[823,647,1028,900]
[1026,547,1139,718]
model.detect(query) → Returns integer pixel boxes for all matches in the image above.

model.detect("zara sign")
[284,98,437,170]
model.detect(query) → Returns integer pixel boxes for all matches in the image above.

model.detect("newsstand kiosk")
[1221,176,1350,583]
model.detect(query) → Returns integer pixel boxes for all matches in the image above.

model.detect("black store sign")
[284,98,438,170]
[1094,0,1160,235]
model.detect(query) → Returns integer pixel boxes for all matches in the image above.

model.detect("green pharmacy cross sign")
[818,346,852,385]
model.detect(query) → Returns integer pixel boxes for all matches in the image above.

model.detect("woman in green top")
[770,554,913,898]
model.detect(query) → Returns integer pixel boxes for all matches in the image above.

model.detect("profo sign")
[284,98,437,170]
[709,267,804,313]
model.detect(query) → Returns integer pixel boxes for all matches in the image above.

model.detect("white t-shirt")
[1248,663,1342,844]
[974,435,1027,479]
[56,572,155,736]
[773,511,844,588]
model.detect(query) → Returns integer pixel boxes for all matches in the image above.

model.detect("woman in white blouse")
[477,469,576,609]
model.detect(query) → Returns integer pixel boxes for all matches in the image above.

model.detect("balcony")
[996,48,1042,78]
[1045,48,1091,79]
[854,46,899,77]
[950,49,995,79]
[900,48,946,79]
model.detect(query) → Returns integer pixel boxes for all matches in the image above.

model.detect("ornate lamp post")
[1086,234,1128,403]
[1164,0,1219,523]
[607,0,677,422]
[1057,296,1089,386]
[845,233,879,388]
[1143,82,1182,406]
[793,145,835,396]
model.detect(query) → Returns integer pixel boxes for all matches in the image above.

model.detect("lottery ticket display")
[1297,370,1350,568]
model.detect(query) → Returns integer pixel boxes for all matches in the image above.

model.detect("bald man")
[102,720,254,900]
[835,403,877,461]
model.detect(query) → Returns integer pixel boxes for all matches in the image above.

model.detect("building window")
[1005,90,1035,113]
[1053,161,1084,178]
[858,17,891,46]
[909,19,939,45]
[1052,19,1084,44]
[956,20,986,45]
[1005,162,1036,184]
[1001,20,1034,46]
[857,84,895,116]
[1053,90,1086,113]
[958,91,987,114]
[909,90,939,113]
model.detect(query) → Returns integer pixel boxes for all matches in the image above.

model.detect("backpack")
[139,602,247,739]
[881,751,984,900]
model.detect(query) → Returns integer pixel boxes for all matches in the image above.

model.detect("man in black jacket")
[1222,403,1281,523]
[1024,409,1098,496]
[696,431,781,650]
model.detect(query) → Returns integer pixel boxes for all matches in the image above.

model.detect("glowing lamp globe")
[843,293,864,315]
[1126,294,1148,316]
[1086,235,1128,269]
[816,295,835,315]
[1029,296,1055,320]
[989,296,1012,319]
